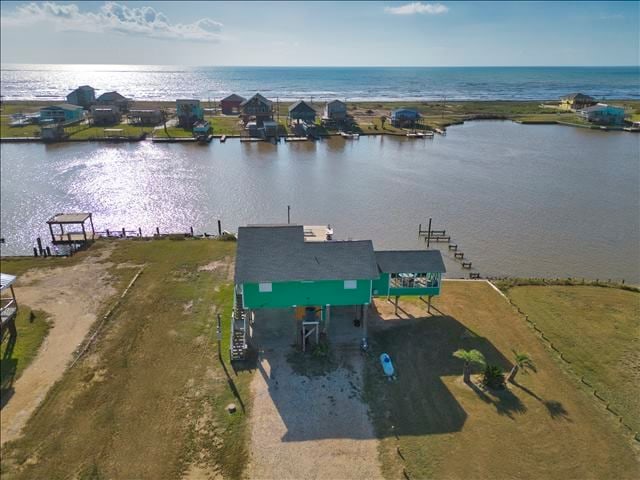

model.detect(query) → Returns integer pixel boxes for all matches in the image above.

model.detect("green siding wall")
[372,273,390,296]
[243,279,372,309]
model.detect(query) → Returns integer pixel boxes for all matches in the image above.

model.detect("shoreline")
[2,99,638,142]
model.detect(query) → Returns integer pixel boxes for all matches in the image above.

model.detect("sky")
[0,1,638,66]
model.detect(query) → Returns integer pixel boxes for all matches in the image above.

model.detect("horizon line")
[1,63,639,69]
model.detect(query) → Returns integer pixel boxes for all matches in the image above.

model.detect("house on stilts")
[230,224,445,360]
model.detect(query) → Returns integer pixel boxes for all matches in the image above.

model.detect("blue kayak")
[380,353,395,377]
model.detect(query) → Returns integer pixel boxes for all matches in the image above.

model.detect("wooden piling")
[122,227,126,238]
[106,228,110,237]
[156,227,160,236]
[46,246,51,256]
[138,227,142,236]
[426,218,432,248]
[217,220,222,236]
[190,226,194,236]
[33,247,38,257]
[36,237,43,256]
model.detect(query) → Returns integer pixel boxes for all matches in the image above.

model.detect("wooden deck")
[51,233,98,244]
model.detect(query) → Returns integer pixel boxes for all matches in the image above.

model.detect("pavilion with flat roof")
[46,212,97,245]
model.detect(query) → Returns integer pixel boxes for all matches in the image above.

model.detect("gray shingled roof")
[561,92,595,101]
[97,91,126,102]
[375,250,446,274]
[235,225,379,283]
[240,93,272,107]
[288,100,316,114]
[222,94,246,102]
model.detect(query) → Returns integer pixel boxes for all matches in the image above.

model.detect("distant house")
[39,104,84,124]
[66,86,95,109]
[241,93,273,125]
[176,99,204,128]
[323,99,347,121]
[96,91,130,112]
[220,94,246,115]
[559,93,597,111]
[288,100,316,124]
[128,109,162,125]
[578,103,625,125]
[91,105,121,125]
[391,108,420,128]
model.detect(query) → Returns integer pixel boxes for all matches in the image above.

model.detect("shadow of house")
[247,303,517,441]
[364,308,521,436]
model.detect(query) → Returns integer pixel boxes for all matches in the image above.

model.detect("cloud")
[1,2,223,42]
[385,2,449,15]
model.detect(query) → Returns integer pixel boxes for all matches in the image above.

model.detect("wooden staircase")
[230,290,247,361]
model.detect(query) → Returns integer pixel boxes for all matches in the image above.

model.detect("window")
[344,280,357,289]
[258,282,272,293]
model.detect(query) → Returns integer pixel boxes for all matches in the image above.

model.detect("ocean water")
[1,121,638,282]
[1,65,639,101]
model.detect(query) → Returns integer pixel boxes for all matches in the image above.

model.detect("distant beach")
[1,65,639,102]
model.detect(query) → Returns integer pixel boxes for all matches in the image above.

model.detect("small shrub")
[312,342,329,358]
[482,364,505,390]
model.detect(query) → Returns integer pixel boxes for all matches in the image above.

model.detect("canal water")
[1,121,639,282]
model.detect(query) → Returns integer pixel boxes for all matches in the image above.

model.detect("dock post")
[190,226,194,236]
[36,237,43,256]
[122,227,126,238]
[217,220,222,236]
[418,223,421,236]
[138,227,142,237]
[426,218,432,248]
[46,246,51,256]
[33,247,38,257]
[287,205,291,224]
[106,229,110,237]
[156,227,160,236]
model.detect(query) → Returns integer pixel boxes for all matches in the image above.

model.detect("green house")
[231,225,445,360]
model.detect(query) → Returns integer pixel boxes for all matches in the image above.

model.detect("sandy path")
[1,247,116,445]
[246,346,383,480]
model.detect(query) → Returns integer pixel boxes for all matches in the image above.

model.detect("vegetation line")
[69,266,144,369]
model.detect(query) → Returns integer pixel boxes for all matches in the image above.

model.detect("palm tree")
[453,349,486,383]
[508,350,535,383]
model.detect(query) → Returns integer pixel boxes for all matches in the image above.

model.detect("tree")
[453,349,486,383]
[380,115,387,129]
[508,350,535,383]
[161,109,170,138]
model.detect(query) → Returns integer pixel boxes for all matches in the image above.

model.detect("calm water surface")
[2,65,639,101]
[1,121,639,281]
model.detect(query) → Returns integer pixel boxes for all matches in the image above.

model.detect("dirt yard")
[246,308,383,480]
[1,245,116,444]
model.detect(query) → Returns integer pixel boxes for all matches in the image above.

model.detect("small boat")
[340,131,359,139]
[435,128,446,135]
[380,353,395,379]
[220,135,227,143]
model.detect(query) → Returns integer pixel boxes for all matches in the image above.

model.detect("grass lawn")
[152,125,195,138]
[0,239,252,479]
[65,122,150,140]
[206,116,243,135]
[1,308,51,401]
[507,285,640,432]
[0,116,40,138]
[363,282,639,479]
